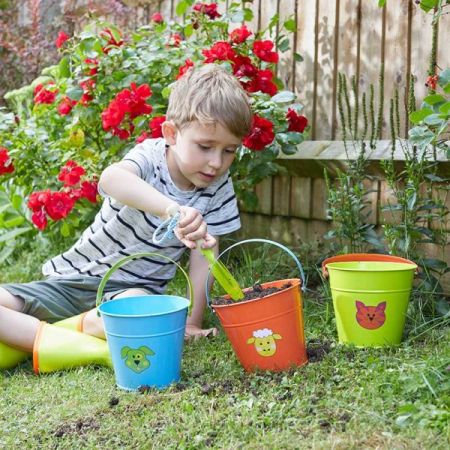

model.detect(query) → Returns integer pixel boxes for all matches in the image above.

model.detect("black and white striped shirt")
[42,138,241,293]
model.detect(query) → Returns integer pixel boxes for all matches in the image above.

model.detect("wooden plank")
[334,0,360,140]
[382,0,410,139]
[306,219,330,242]
[247,0,261,34]
[254,178,273,215]
[277,0,296,90]
[295,0,317,139]
[314,0,338,140]
[290,177,312,218]
[409,3,434,108]
[311,178,328,220]
[259,0,278,36]
[358,0,384,141]
[437,8,450,72]
[272,175,291,216]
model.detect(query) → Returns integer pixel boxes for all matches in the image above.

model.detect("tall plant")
[324,73,382,253]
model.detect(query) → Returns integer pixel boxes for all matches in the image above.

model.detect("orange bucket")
[209,239,308,372]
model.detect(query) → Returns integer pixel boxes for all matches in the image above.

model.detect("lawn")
[1,242,449,449]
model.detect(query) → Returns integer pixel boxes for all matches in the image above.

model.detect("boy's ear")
[162,121,177,145]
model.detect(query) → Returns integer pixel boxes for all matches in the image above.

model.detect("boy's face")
[163,121,241,190]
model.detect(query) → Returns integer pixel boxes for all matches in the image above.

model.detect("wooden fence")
[153,0,450,140]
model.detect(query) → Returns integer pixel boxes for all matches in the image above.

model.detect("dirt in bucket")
[212,282,293,306]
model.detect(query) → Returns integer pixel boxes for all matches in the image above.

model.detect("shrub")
[0,0,307,259]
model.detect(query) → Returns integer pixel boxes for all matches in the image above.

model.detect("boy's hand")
[184,324,218,340]
[174,206,216,249]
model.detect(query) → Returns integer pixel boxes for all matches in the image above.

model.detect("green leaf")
[66,87,84,101]
[281,143,298,155]
[11,194,22,210]
[419,0,438,13]
[378,0,386,7]
[423,94,445,105]
[243,8,254,22]
[0,226,32,243]
[61,221,71,237]
[176,0,189,16]
[184,23,194,37]
[439,68,450,85]
[58,56,71,79]
[3,216,24,228]
[230,10,244,23]
[271,90,296,104]
[409,108,433,124]
[0,244,15,265]
[293,52,304,62]
[278,38,290,52]
[423,113,444,126]
[284,18,296,32]
[421,258,448,271]
[439,102,450,115]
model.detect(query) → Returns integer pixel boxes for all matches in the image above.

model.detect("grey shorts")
[1,275,153,322]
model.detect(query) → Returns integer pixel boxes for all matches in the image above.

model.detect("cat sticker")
[355,301,386,330]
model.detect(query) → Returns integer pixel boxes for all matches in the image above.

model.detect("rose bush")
[0,0,307,258]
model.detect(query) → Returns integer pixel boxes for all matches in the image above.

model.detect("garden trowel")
[199,243,244,301]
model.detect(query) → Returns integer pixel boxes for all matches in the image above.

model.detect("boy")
[0,64,253,372]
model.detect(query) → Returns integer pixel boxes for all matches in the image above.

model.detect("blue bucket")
[96,252,193,391]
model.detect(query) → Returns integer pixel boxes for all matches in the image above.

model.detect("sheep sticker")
[247,328,282,357]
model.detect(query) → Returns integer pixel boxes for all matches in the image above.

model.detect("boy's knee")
[113,288,148,299]
[0,287,25,311]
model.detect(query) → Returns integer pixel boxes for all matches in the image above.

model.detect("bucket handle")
[96,252,194,315]
[321,253,418,278]
[205,238,306,307]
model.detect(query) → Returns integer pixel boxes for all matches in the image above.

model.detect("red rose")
[57,96,77,116]
[45,191,75,220]
[169,33,182,47]
[176,59,194,79]
[58,161,86,187]
[84,58,99,76]
[202,41,236,63]
[151,12,164,23]
[286,109,308,133]
[0,147,14,175]
[243,115,275,151]
[245,69,278,96]
[230,25,252,44]
[100,28,124,53]
[31,210,48,231]
[232,55,258,79]
[193,3,221,19]
[102,83,152,139]
[34,83,58,104]
[55,31,69,49]
[253,40,279,64]
[28,190,51,212]
[80,181,98,204]
[136,131,151,144]
[149,116,166,138]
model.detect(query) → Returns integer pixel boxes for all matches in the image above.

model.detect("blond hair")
[166,64,253,138]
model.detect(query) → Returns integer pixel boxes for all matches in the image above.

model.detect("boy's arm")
[98,161,177,218]
[185,238,219,339]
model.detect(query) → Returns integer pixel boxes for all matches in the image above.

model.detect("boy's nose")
[208,153,222,169]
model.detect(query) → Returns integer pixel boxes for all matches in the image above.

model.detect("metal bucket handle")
[321,253,418,278]
[205,238,306,307]
[96,252,194,316]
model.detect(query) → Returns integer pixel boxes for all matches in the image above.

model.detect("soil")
[212,282,293,306]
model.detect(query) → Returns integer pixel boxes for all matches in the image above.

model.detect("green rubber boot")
[53,312,88,333]
[0,341,29,370]
[33,323,112,374]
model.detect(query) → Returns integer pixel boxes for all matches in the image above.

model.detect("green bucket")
[325,257,417,347]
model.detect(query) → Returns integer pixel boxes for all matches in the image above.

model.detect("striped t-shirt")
[42,138,241,293]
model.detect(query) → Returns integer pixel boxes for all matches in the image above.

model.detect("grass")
[1,241,449,449]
